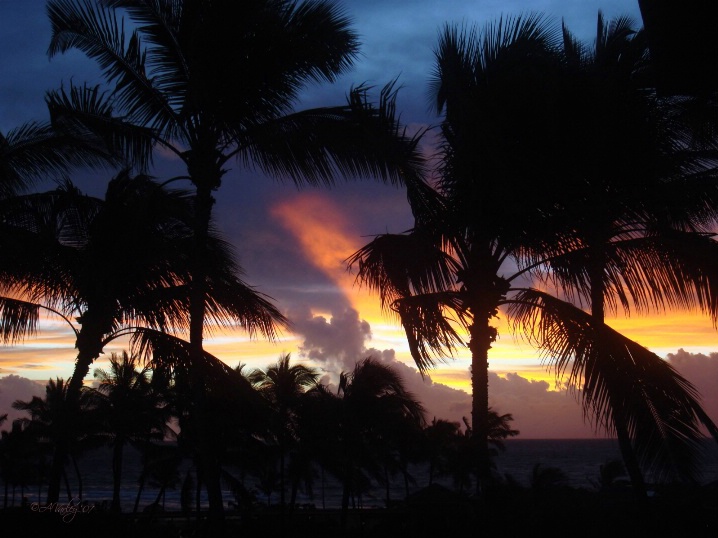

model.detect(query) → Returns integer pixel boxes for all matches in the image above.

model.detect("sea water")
[7,438,718,512]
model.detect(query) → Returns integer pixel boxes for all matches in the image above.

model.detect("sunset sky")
[1,0,717,438]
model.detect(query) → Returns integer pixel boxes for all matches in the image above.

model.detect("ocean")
[6,438,718,512]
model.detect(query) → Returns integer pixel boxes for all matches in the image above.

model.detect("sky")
[1,0,717,439]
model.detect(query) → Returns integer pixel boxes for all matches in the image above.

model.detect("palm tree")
[12,378,98,503]
[348,14,718,496]
[89,350,171,512]
[249,353,319,509]
[422,411,518,492]
[349,14,562,491]
[0,418,42,508]
[0,172,284,502]
[45,1,425,520]
[512,13,718,497]
[302,357,425,529]
[423,418,460,487]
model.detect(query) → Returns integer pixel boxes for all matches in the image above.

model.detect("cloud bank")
[290,305,603,438]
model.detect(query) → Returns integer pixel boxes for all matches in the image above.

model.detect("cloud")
[291,304,598,438]
[488,372,595,439]
[0,375,45,427]
[666,349,718,426]
[293,306,370,370]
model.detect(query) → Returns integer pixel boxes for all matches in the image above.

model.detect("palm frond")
[202,276,288,340]
[509,288,718,481]
[394,292,470,373]
[101,0,188,109]
[0,296,41,344]
[431,13,559,117]
[47,83,156,170]
[561,19,585,68]
[239,81,426,188]
[347,230,458,312]
[47,0,177,132]
[0,121,111,197]
[542,231,718,323]
[129,327,233,386]
[171,0,358,127]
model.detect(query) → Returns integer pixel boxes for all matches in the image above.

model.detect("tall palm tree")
[0,172,284,502]
[513,13,718,497]
[348,14,718,495]
[301,357,425,529]
[45,0,425,520]
[89,350,171,512]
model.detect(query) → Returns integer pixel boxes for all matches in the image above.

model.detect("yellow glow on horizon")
[604,312,717,354]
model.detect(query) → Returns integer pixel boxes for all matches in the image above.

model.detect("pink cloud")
[666,349,718,427]
[0,375,45,427]
[291,305,599,438]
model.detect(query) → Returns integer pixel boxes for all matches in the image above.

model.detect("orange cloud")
[271,192,388,321]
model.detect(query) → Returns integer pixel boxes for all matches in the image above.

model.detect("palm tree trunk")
[48,331,102,504]
[341,480,350,531]
[111,440,124,512]
[47,442,67,504]
[133,471,146,514]
[195,465,202,519]
[188,180,225,527]
[71,454,83,501]
[63,468,72,501]
[468,316,495,495]
[321,466,326,510]
[340,460,352,531]
[279,440,286,506]
[67,323,106,403]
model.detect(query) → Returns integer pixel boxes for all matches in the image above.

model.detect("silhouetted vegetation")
[348,11,718,499]
[1,1,718,537]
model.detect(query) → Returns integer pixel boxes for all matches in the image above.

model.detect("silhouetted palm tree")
[46,1,424,521]
[422,411,518,492]
[349,13,718,496]
[12,378,98,503]
[512,13,718,497]
[349,14,562,491]
[302,357,425,529]
[89,351,171,512]
[530,463,568,496]
[0,172,283,502]
[249,353,319,508]
[0,418,42,508]
[423,418,461,487]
